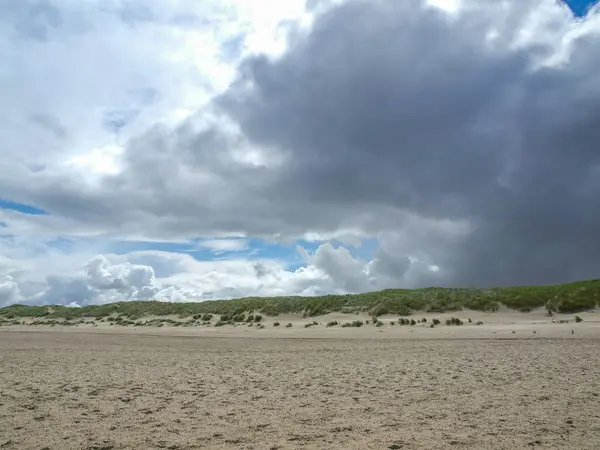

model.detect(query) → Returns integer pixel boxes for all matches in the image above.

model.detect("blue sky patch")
[564,0,598,16]
[0,198,48,215]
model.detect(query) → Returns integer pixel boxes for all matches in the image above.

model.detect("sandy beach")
[1,311,600,449]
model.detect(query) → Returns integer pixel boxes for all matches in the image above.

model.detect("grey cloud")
[29,113,67,139]
[211,0,600,287]
[3,0,600,290]
[368,249,411,283]
[8,0,62,42]
[309,243,370,292]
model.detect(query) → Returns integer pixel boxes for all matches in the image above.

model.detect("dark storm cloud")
[211,0,600,286]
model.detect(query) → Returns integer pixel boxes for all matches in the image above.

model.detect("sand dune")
[1,311,600,449]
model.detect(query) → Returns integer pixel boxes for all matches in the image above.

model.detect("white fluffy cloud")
[1,238,445,306]
[0,276,23,307]
[1,0,600,306]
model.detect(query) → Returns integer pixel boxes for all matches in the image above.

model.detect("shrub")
[390,321,395,326]
[421,318,427,323]
[286,323,293,328]
[273,322,280,327]
[376,321,384,327]
[342,320,364,328]
[233,314,246,322]
[432,319,441,326]
[201,314,213,322]
[254,315,263,323]
[446,317,463,326]
[476,321,484,325]
[575,316,583,323]
[410,319,416,326]
[246,314,255,322]
[326,321,339,327]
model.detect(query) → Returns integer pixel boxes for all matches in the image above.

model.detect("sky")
[1,0,599,307]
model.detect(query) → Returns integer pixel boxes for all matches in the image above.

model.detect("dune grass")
[1,279,599,320]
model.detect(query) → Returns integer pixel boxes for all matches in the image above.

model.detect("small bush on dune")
[273,322,280,327]
[286,323,293,328]
[432,319,441,326]
[410,319,416,326]
[575,316,583,323]
[327,321,339,327]
[342,320,364,328]
[254,315,263,323]
[246,314,255,322]
[446,317,464,326]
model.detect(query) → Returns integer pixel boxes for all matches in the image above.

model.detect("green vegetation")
[342,320,364,328]
[1,279,599,321]
[446,317,464,326]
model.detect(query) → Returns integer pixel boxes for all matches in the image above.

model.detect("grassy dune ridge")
[1,279,599,321]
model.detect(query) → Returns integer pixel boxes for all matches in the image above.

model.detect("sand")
[1,310,600,449]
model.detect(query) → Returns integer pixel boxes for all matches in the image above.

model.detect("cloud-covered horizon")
[1,0,600,306]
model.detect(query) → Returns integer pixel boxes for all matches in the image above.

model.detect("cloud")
[2,0,600,306]
[0,276,23,307]
[196,238,249,254]
[3,248,333,306]
[6,240,444,306]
